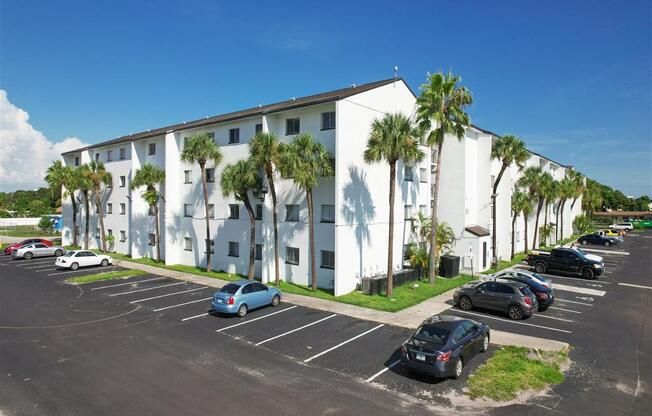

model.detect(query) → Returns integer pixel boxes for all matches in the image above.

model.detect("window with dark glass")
[321,111,335,130]
[148,233,156,246]
[229,204,239,219]
[228,241,239,257]
[255,204,263,220]
[184,204,192,217]
[229,128,240,144]
[255,123,263,134]
[119,148,126,160]
[285,118,300,135]
[148,143,156,155]
[321,250,335,269]
[404,166,414,181]
[184,170,192,183]
[286,247,299,265]
[255,244,262,260]
[184,237,192,251]
[107,150,112,161]
[205,239,214,254]
[320,204,335,223]
[205,168,215,182]
[120,203,126,215]
[285,204,299,222]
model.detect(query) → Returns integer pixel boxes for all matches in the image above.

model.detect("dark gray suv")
[453,280,538,320]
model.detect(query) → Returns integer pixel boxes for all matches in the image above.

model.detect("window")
[148,205,155,216]
[119,148,126,160]
[107,229,113,237]
[255,204,263,221]
[229,128,240,144]
[255,244,262,260]
[419,205,426,215]
[120,203,126,215]
[321,111,335,130]
[452,326,466,343]
[95,228,100,238]
[148,233,156,246]
[184,204,192,217]
[255,123,263,134]
[148,143,156,156]
[496,284,515,295]
[205,168,215,183]
[184,237,192,251]
[184,170,192,184]
[403,244,412,261]
[228,241,239,257]
[321,204,335,223]
[95,153,100,162]
[107,150,113,161]
[321,250,335,269]
[229,204,239,219]
[95,205,99,214]
[285,204,299,222]
[242,283,254,294]
[253,282,268,292]
[107,203,112,214]
[404,205,412,219]
[286,246,300,265]
[106,177,112,188]
[207,132,215,140]
[205,239,214,254]
[207,204,215,219]
[404,166,414,181]
[420,167,428,182]
[285,118,300,135]
[74,156,80,166]
[119,230,126,242]
[119,176,126,187]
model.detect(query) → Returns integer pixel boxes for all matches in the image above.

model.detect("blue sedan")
[211,280,282,317]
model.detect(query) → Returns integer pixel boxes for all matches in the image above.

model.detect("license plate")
[217,299,223,303]
[416,353,426,361]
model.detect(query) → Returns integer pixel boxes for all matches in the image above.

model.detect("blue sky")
[1,0,650,195]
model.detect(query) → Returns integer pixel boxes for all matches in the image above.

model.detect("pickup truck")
[526,247,604,279]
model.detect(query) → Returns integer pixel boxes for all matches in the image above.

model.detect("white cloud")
[0,90,88,192]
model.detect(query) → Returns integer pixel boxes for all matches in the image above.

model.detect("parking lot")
[1,232,650,415]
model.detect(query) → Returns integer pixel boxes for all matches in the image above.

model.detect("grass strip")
[65,269,147,284]
[467,346,568,401]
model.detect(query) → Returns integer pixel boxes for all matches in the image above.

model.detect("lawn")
[65,269,147,284]
[467,346,568,401]
[0,225,58,238]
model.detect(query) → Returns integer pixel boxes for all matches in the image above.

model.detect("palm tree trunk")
[523,212,529,254]
[307,189,317,291]
[200,163,211,273]
[267,168,280,286]
[154,203,161,262]
[560,199,566,240]
[83,191,90,249]
[491,163,507,267]
[428,141,443,283]
[243,194,256,280]
[71,195,78,247]
[543,200,549,246]
[94,189,107,252]
[511,213,517,260]
[555,201,560,242]
[570,197,578,211]
[533,200,543,250]
[386,162,397,298]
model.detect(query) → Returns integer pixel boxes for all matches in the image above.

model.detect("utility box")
[439,255,460,278]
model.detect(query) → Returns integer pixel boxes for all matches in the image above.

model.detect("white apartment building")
[61,77,581,295]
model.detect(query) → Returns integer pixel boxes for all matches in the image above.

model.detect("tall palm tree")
[540,174,555,246]
[363,113,425,297]
[180,131,223,273]
[46,161,83,247]
[582,180,603,216]
[76,165,92,249]
[490,135,529,265]
[249,132,284,285]
[556,177,574,240]
[415,71,473,283]
[568,170,585,211]
[131,163,165,261]
[280,133,334,291]
[221,159,260,280]
[510,190,531,259]
[45,160,65,206]
[517,167,544,250]
[84,161,112,252]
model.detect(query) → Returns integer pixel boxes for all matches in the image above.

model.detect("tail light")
[536,292,548,301]
[227,296,235,305]
[523,297,532,306]
[437,351,451,362]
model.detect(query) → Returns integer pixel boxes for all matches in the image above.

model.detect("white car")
[492,269,552,288]
[55,250,113,270]
[609,222,633,231]
[570,246,603,263]
[13,243,65,259]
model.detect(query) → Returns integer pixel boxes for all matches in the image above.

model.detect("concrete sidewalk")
[115,259,569,352]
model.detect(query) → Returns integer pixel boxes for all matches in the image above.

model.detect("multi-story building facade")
[61,77,581,295]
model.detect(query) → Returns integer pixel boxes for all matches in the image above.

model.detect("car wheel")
[71,262,79,271]
[100,259,109,267]
[480,334,490,352]
[508,305,524,320]
[24,252,33,260]
[237,304,248,318]
[581,267,595,280]
[538,306,549,312]
[54,249,63,256]
[535,262,547,274]
[459,296,473,311]
[581,240,588,245]
[451,358,463,379]
[604,241,611,246]
[271,294,280,307]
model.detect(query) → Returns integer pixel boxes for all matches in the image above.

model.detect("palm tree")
[363,113,425,297]
[84,161,112,252]
[249,132,283,285]
[131,163,165,261]
[556,177,574,240]
[180,131,223,273]
[46,161,84,247]
[540,174,555,246]
[221,159,260,280]
[517,167,544,250]
[415,71,473,283]
[510,190,531,259]
[76,165,92,249]
[280,133,334,291]
[582,180,603,216]
[490,135,529,265]
[45,160,65,206]
[568,170,585,211]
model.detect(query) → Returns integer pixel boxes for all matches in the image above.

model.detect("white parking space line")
[130,287,208,303]
[304,324,385,363]
[546,274,612,285]
[535,314,574,323]
[366,360,401,383]
[553,283,606,297]
[255,314,338,346]
[618,283,652,290]
[548,306,581,314]
[47,268,111,276]
[182,312,210,322]
[216,305,298,331]
[152,297,212,312]
[453,309,572,333]
[14,260,56,267]
[25,264,57,270]
[109,282,185,296]
[580,248,629,255]
[91,277,166,290]
[555,298,593,306]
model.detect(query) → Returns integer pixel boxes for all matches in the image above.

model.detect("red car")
[4,238,53,255]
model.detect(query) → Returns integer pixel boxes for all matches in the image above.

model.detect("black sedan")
[400,315,490,379]
[578,233,619,246]
[492,274,555,312]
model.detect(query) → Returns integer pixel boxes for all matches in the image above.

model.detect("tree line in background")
[0,188,59,217]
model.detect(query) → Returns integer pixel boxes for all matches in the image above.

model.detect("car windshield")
[63,252,75,257]
[413,324,451,345]
[219,284,241,295]
[519,286,534,297]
